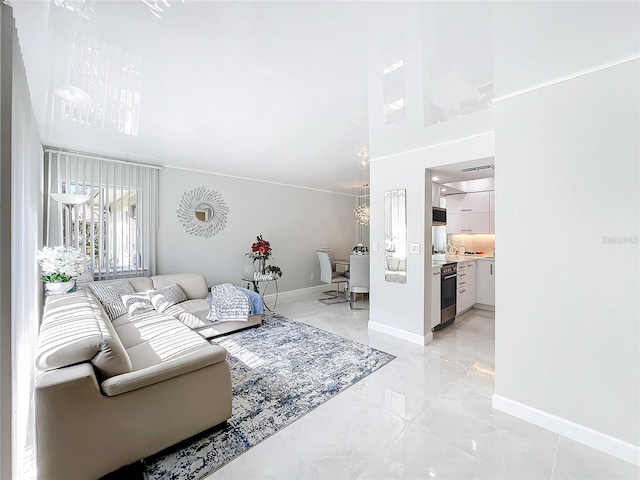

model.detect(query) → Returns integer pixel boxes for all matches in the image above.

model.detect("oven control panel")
[441,263,457,275]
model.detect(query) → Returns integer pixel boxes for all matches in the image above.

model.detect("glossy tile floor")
[206,289,639,480]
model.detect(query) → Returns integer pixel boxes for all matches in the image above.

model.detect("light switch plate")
[371,242,379,252]
[409,243,420,254]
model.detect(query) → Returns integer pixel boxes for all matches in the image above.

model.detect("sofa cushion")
[126,276,154,293]
[121,292,154,317]
[88,296,133,378]
[125,326,211,370]
[88,280,135,321]
[36,292,104,371]
[163,299,210,329]
[151,273,208,300]
[114,311,187,349]
[149,283,188,313]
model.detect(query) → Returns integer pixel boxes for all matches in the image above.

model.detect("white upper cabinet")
[432,183,443,207]
[447,192,490,214]
[446,191,493,234]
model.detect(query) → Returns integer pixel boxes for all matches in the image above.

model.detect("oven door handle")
[443,274,457,280]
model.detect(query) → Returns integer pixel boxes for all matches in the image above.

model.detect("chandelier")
[354,203,370,226]
[353,142,370,226]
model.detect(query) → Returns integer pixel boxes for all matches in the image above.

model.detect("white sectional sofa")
[34,273,261,480]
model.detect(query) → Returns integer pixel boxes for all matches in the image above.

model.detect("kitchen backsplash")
[448,234,495,255]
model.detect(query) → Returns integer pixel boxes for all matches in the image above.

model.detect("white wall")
[491,1,640,463]
[494,58,639,460]
[0,8,12,478]
[10,44,42,480]
[1,4,43,479]
[156,167,358,292]
[492,1,639,97]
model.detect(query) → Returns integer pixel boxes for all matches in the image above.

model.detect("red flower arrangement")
[246,234,272,262]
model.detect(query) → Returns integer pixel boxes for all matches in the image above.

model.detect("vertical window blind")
[45,148,160,280]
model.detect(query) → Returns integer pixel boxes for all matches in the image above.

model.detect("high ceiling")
[11,0,371,195]
[11,1,640,195]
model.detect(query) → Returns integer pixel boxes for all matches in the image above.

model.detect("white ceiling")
[12,0,372,195]
[10,1,639,196]
[429,157,495,194]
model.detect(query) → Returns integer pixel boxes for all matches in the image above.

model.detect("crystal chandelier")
[354,203,370,226]
[353,142,370,226]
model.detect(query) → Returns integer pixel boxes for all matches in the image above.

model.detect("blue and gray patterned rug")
[144,312,395,480]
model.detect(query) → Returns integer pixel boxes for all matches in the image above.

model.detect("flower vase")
[257,257,266,275]
[45,280,75,295]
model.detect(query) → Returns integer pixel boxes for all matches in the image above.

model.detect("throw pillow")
[149,283,187,313]
[121,292,154,317]
[88,280,135,321]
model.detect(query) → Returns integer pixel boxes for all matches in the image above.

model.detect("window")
[46,149,159,279]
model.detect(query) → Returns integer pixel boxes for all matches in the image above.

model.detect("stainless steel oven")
[435,262,457,330]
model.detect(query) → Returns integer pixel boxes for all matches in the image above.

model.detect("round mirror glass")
[195,204,214,222]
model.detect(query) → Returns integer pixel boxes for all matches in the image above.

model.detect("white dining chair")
[348,254,369,310]
[317,251,348,304]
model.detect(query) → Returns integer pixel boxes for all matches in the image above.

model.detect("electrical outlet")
[310,273,315,280]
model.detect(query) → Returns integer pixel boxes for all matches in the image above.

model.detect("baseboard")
[368,321,432,346]
[492,394,640,466]
[473,303,495,312]
[263,284,327,300]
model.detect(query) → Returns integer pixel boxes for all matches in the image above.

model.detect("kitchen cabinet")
[446,191,493,234]
[431,267,441,329]
[476,259,495,306]
[432,183,443,207]
[447,192,490,214]
[456,260,477,314]
[446,213,491,234]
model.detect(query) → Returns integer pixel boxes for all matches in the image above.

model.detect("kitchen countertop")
[432,253,494,267]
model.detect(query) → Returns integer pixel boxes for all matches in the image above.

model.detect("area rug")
[143,312,395,480]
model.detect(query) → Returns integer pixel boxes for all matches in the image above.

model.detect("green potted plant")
[264,265,283,279]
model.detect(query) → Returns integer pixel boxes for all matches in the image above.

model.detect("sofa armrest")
[36,362,101,391]
[100,344,227,396]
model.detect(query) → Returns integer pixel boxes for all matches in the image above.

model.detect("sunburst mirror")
[177,186,229,238]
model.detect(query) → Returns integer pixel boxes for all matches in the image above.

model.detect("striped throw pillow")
[88,280,135,321]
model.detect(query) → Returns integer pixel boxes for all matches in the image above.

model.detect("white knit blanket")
[206,283,250,322]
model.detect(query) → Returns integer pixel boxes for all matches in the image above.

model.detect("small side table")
[242,277,279,312]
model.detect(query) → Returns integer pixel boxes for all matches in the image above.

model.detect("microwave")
[432,207,447,226]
